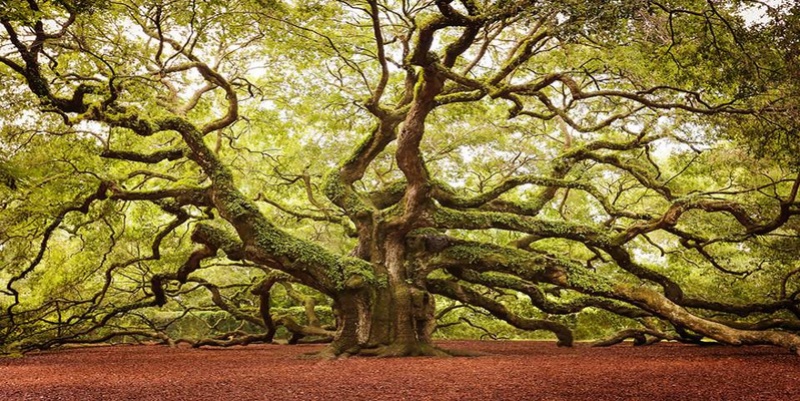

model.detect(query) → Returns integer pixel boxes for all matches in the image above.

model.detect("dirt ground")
[1,341,798,401]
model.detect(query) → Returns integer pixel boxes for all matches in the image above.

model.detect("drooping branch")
[0,14,98,114]
[603,243,798,316]
[591,328,673,347]
[446,267,650,319]
[427,278,573,346]
[5,182,109,322]
[428,239,800,353]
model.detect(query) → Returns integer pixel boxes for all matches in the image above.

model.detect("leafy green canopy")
[1,0,800,354]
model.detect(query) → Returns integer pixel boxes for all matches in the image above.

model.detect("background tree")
[2,0,800,357]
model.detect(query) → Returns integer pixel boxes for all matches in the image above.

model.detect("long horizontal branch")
[101,148,186,164]
[427,278,573,346]
[446,267,650,318]
[426,239,800,353]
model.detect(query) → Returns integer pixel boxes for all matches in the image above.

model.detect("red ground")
[1,341,798,400]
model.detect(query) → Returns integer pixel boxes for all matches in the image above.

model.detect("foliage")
[1,0,800,356]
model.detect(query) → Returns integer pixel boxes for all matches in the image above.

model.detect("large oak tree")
[2,0,800,357]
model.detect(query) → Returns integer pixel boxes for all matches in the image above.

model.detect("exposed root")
[592,328,675,347]
[297,341,488,359]
[296,341,361,360]
[359,343,483,358]
[298,348,341,360]
[191,333,273,348]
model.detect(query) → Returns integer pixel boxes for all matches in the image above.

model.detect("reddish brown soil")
[1,341,798,400]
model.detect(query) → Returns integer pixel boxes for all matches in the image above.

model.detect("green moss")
[322,172,346,203]
[193,222,243,259]
[339,257,376,290]
[412,67,426,98]
[433,208,615,247]
[442,240,613,295]
[210,167,235,184]
[215,189,260,221]
[254,220,337,266]
[102,107,159,136]
[341,134,373,168]
[476,271,525,288]
[441,243,549,279]
[564,264,614,294]
[249,218,378,290]
[322,172,371,215]
[408,227,443,237]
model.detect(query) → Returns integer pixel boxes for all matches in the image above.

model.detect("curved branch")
[427,278,573,346]
[5,182,109,321]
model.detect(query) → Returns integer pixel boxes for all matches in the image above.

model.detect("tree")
[2,0,800,357]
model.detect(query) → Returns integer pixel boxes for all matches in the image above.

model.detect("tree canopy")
[2,0,800,357]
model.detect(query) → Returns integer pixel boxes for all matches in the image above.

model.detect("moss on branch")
[427,278,574,346]
[432,207,614,246]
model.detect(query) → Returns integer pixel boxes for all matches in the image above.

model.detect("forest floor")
[1,340,798,400]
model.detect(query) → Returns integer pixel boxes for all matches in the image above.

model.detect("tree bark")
[320,235,443,357]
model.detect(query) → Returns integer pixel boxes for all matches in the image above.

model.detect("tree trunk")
[324,237,444,357]
[325,286,443,357]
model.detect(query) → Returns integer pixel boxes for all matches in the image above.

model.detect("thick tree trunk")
[323,237,443,357]
[325,284,443,357]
